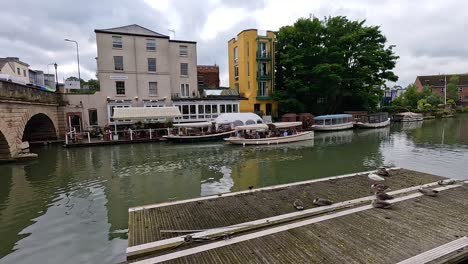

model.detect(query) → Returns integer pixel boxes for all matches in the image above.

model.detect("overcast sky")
[1,0,467,87]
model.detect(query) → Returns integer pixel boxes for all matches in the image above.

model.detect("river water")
[1,115,467,263]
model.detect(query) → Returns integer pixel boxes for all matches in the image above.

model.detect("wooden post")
[87,132,91,143]
[149,128,152,139]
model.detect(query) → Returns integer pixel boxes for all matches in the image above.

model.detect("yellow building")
[228,29,278,117]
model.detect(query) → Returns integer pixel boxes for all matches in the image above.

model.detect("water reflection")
[0,114,467,264]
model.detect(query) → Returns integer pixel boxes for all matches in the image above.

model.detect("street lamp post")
[54,63,58,92]
[64,38,81,89]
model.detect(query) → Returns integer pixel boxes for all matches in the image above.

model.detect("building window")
[248,81,250,89]
[220,104,226,113]
[149,82,158,95]
[260,62,268,76]
[114,56,123,71]
[234,65,239,79]
[247,42,249,57]
[247,62,250,76]
[146,39,156,51]
[180,63,188,76]
[234,47,238,64]
[112,36,123,48]
[23,69,26,77]
[180,84,189,97]
[234,83,239,93]
[116,81,125,95]
[88,109,98,126]
[233,104,239,112]
[259,42,267,57]
[227,104,232,112]
[17,68,20,75]
[179,45,188,56]
[258,81,268,96]
[147,58,156,72]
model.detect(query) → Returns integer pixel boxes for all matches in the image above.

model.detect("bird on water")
[313,198,333,206]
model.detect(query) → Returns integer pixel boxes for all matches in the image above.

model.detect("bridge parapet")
[0,80,59,105]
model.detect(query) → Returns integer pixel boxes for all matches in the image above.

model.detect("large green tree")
[274,16,398,114]
[446,76,459,103]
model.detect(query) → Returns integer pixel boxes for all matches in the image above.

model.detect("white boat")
[311,114,354,131]
[355,112,391,128]
[224,122,314,145]
[393,112,424,122]
[164,122,234,143]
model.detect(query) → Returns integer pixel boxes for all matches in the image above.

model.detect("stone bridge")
[0,81,65,161]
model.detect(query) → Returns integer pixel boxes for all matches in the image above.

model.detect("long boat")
[311,114,354,131]
[393,112,424,122]
[164,122,234,143]
[224,122,314,145]
[355,112,390,128]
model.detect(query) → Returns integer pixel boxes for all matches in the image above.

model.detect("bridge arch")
[18,109,59,144]
[0,119,12,159]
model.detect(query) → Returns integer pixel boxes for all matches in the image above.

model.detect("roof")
[0,57,29,67]
[271,122,303,128]
[235,123,269,130]
[94,24,169,38]
[112,107,181,120]
[314,114,353,120]
[203,89,239,97]
[215,113,263,126]
[197,65,219,73]
[173,122,212,128]
[416,74,468,87]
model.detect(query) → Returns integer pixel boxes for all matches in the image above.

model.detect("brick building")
[415,74,468,105]
[197,65,220,88]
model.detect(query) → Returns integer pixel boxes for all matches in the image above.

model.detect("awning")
[112,107,182,120]
[173,121,213,128]
[271,122,303,128]
[235,123,269,130]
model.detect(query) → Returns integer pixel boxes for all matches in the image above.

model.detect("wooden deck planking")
[158,185,468,264]
[128,169,443,247]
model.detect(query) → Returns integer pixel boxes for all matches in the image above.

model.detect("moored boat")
[224,122,314,145]
[355,112,390,128]
[392,112,423,122]
[164,122,234,143]
[311,114,354,131]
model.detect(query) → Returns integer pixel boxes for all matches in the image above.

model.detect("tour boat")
[224,122,314,145]
[355,112,391,128]
[311,114,354,131]
[164,122,234,143]
[392,112,424,122]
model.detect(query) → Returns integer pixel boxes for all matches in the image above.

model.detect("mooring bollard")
[149,128,152,139]
[87,132,91,143]
[65,133,68,145]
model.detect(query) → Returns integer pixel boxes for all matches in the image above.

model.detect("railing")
[64,128,168,144]
[257,73,271,80]
[256,51,271,59]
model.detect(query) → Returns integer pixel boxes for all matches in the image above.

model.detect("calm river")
[1,115,468,263]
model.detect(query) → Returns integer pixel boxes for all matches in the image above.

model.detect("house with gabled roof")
[415,73,468,105]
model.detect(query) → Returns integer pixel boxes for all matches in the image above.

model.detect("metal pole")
[87,132,91,143]
[149,128,152,139]
[65,39,81,89]
[444,75,447,105]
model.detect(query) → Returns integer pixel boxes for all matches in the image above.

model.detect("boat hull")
[311,122,354,131]
[164,131,234,143]
[224,131,314,145]
[355,118,391,128]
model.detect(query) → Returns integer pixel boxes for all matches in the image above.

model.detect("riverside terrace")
[124,168,468,264]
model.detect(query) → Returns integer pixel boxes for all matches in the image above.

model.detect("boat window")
[233,104,239,112]
[227,104,232,112]
[234,120,243,126]
[182,105,189,115]
[189,105,196,114]
[246,119,255,125]
[205,105,211,114]
[198,105,204,114]
[220,105,226,113]
[257,119,263,124]
[325,119,331,125]
[332,118,337,125]
[212,104,218,114]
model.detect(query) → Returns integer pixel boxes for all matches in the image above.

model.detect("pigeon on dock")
[293,199,304,210]
[368,173,385,181]
[376,167,390,177]
[313,198,333,206]
[375,191,394,200]
[371,183,390,192]
[372,199,392,209]
[438,179,457,186]
[418,188,439,197]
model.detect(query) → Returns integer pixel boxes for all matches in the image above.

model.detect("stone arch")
[18,108,59,144]
[0,120,12,159]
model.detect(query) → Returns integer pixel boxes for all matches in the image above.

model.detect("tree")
[86,79,100,91]
[446,76,459,103]
[274,16,398,114]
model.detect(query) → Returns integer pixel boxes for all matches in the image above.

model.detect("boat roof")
[235,123,269,130]
[173,121,213,128]
[314,114,352,120]
[395,112,422,116]
[271,122,303,128]
[214,113,264,126]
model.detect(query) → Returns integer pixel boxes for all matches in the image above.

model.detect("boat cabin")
[313,114,353,126]
[234,122,302,139]
[359,112,389,124]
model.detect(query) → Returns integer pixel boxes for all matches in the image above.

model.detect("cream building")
[64,24,199,128]
[0,57,30,84]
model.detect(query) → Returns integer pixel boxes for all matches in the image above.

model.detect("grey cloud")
[219,0,266,10]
